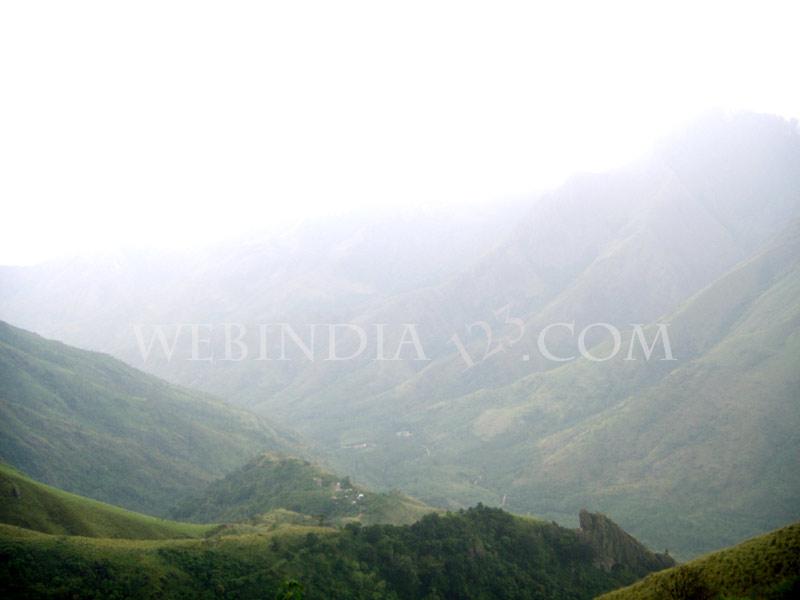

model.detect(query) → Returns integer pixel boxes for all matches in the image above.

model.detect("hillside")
[2,112,799,557]
[507,221,800,555]
[0,463,210,539]
[337,220,800,557]
[599,521,800,600]
[0,505,673,599]
[172,452,434,526]
[0,321,300,516]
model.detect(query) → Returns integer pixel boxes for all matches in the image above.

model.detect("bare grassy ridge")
[598,522,800,600]
[0,463,212,539]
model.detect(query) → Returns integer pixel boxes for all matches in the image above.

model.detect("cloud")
[1,1,798,264]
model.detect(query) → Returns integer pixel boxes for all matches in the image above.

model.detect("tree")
[275,578,304,600]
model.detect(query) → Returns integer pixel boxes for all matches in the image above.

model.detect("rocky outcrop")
[578,509,675,575]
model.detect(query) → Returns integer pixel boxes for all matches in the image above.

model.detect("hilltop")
[172,452,434,526]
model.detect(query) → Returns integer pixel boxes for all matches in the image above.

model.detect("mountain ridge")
[171,451,435,527]
[1,112,798,558]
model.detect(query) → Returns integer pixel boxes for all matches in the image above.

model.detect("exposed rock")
[578,509,675,575]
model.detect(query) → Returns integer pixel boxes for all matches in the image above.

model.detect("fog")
[1,4,800,587]
[2,0,798,264]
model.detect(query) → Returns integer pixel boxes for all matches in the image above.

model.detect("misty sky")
[1,1,798,265]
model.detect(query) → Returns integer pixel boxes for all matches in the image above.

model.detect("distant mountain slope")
[243,112,800,426]
[0,202,527,365]
[5,114,798,418]
[172,452,434,526]
[0,463,211,539]
[0,321,300,516]
[513,221,800,555]
[0,505,673,599]
[2,112,799,559]
[355,220,800,557]
[599,521,800,600]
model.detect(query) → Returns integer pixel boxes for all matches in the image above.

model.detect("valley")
[1,111,799,597]
[3,1,799,595]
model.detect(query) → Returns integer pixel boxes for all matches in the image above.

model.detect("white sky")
[1,0,799,265]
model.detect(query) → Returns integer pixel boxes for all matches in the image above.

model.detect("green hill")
[0,321,300,516]
[0,505,672,599]
[0,463,211,539]
[172,452,435,526]
[500,222,800,556]
[2,113,799,559]
[599,521,800,600]
[320,221,800,558]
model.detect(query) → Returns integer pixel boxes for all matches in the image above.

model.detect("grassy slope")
[599,522,800,600]
[0,321,300,517]
[335,223,800,558]
[514,225,800,556]
[1,114,799,562]
[274,119,800,559]
[0,506,660,600]
[172,452,435,526]
[0,463,211,540]
[300,142,800,556]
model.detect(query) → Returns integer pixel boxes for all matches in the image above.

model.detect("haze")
[1,0,798,265]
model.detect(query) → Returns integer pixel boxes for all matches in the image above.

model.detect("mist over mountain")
[3,0,800,593]
[1,112,799,560]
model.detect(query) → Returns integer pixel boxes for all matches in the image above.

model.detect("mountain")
[2,112,799,557]
[0,462,211,539]
[0,504,673,599]
[0,201,528,368]
[504,220,800,555]
[339,220,800,557]
[172,452,435,526]
[0,321,300,516]
[599,521,800,600]
[231,111,800,423]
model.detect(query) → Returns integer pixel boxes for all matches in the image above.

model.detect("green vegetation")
[1,112,799,565]
[172,452,435,526]
[322,222,800,558]
[494,224,800,557]
[0,463,211,539]
[0,505,665,599]
[599,522,800,600]
[0,321,299,516]
[60,112,793,560]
